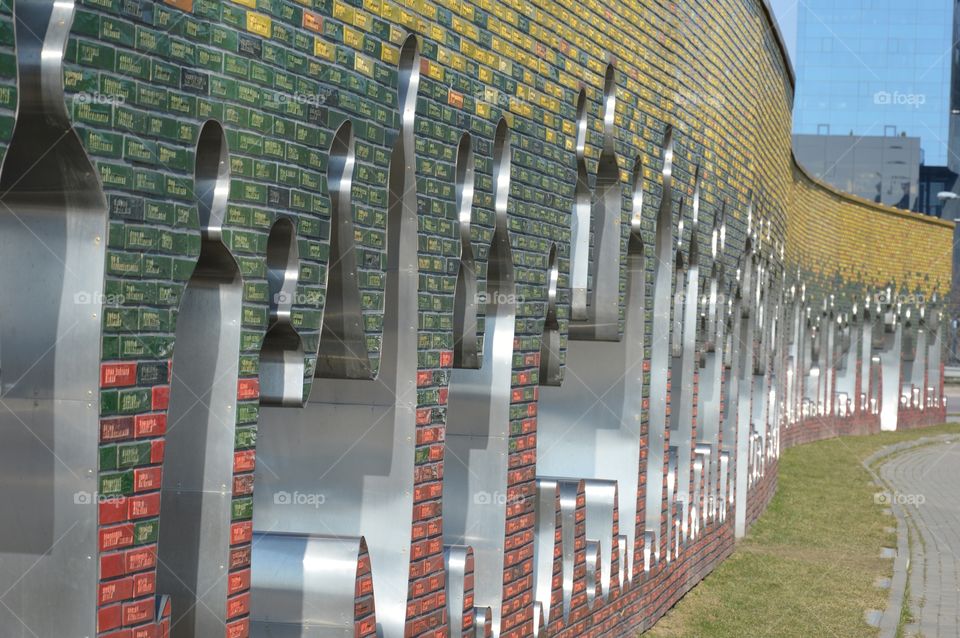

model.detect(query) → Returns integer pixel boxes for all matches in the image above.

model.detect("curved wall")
[0,0,948,637]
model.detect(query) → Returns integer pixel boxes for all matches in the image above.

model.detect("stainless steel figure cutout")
[926,297,943,409]
[669,169,702,541]
[536,153,647,596]
[157,120,244,638]
[876,287,903,430]
[315,121,373,380]
[695,205,727,525]
[733,208,756,538]
[453,132,480,369]
[570,89,591,321]
[251,35,422,638]
[532,477,579,630]
[645,126,677,561]
[569,64,623,341]
[539,244,562,386]
[442,118,515,637]
[0,1,107,634]
[259,218,307,406]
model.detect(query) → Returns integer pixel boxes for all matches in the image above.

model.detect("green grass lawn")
[644,422,960,638]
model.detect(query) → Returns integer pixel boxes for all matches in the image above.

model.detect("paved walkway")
[879,440,960,637]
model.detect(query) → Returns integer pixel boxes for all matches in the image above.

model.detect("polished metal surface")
[158,121,243,638]
[539,244,562,386]
[733,214,756,538]
[315,120,373,380]
[260,218,307,407]
[904,308,927,408]
[877,291,904,430]
[569,64,622,341]
[251,36,422,638]
[835,312,858,416]
[720,284,740,522]
[644,126,677,562]
[249,533,370,637]
[537,240,645,586]
[444,545,473,638]
[860,306,875,412]
[0,1,104,634]
[749,253,773,481]
[570,89,591,321]
[453,132,480,369]
[669,169,702,541]
[696,207,727,524]
[536,154,648,588]
[926,301,943,408]
[532,477,578,627]
[442,118,515,637]
[582,479,620,598]
[784,284,804,424]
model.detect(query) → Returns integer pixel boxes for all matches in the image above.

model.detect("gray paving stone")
[878,440,960,637]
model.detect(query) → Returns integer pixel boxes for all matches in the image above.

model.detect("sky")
[769,0,799,65]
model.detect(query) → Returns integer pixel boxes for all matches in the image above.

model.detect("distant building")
[916,165,957,218]
[793,133,921,209]
[791,0,952,167]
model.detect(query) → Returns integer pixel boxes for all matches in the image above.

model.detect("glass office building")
[792,0,953,166]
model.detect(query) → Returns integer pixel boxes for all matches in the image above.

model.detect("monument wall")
[0,0,951,637]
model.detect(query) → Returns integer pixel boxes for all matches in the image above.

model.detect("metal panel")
[249,533,368,637]
[157,121,244,638]
[569,89,591,321]
[538,244,562,386]
[444,545,473,638]
[569,64,621,341]
[877,292,903,431]
[669,170,701,541]
[252,36,422,638]
[443,118,515,636]
[314,119,373,380]
[537,154,647,586]
[260,218,306,407]
[532,477,578,626]
[453,132,480,370]
[697,207,727,524]
[733,212,756,539]
[0,1,103,634]
[536,250,645,587]
[926,302,943,408]
[644,126,677,562]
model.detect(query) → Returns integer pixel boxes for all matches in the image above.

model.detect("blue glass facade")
[793,0,953,166]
